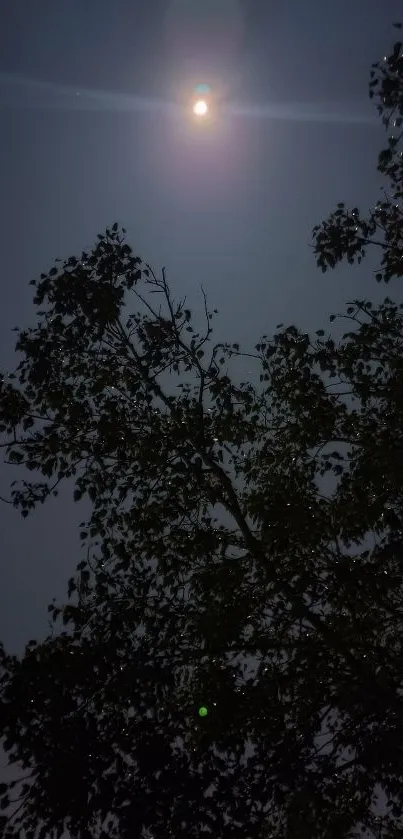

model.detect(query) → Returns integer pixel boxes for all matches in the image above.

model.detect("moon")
[193,99,208,117]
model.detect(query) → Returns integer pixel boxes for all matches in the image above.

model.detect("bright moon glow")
[193,99,208,117]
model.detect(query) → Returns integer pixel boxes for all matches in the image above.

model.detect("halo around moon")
[164,0,244,65]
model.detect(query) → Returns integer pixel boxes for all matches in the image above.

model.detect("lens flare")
[195,83,211,95]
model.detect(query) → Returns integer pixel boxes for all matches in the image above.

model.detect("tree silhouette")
[1,25,403,839]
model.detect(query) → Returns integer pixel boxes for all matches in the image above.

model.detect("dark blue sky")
[0,0,401,654]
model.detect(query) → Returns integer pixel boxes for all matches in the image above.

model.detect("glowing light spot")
[198,706,208,717]
[193,99,208,117]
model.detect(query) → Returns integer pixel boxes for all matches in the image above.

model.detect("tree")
[1,27,403,839]
[312,22,403,280]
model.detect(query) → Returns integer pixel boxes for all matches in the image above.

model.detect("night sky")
[0,0,401,659]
